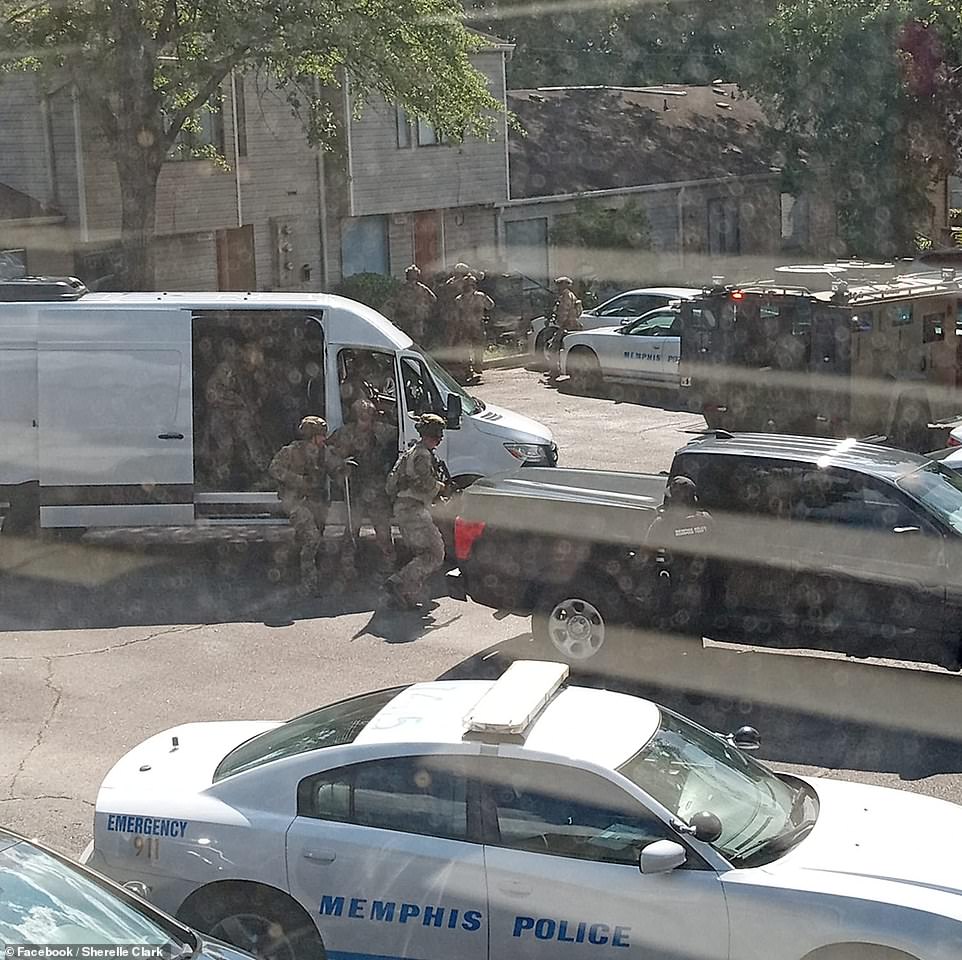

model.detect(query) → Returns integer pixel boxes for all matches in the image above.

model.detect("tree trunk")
[116,143,163,291]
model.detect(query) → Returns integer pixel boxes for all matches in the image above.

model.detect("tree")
[551,197,653,251]
[550,198,653,293]
[467,0,768,88]
[1,0,501,288]
[743,0,962,257]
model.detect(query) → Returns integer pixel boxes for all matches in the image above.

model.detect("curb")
[482,353,530,370]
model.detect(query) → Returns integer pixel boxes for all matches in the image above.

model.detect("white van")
[0,287,556,532]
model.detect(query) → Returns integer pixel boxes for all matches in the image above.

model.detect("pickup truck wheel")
[533,577,627,662]
[567,350,603,396]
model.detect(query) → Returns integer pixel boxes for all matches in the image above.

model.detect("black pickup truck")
[449,434,962,670]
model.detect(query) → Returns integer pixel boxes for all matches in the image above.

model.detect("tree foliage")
[0,0,502,287]
[743,0,962,257]
[468,0,768,88]
[550,197,653,252]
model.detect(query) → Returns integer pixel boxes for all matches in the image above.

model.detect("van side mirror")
[445,393,463,429]
[639,840,687,875]
[725,726,760,751]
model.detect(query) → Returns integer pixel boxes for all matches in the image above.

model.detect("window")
[400,355,442,416]
[0,842,188,950]
[708,197,740,255]
[169,93,225,160]
[479,758,668,866]
[791,469,921,531]
[213,687,402,781]
[298,756,471,843]
[232,73,248,158]
[597,295,664,318]
[780,192,810,248]
[623,311,676,336]
[672,455,795,519]
[923,312,945,343]
[396,107,412,148]
[417,117,441,146]
[341,215,389,277]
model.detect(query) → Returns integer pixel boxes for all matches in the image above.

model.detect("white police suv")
[84,661,962,960]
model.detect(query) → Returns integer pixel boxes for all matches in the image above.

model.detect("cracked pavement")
[3,368,962,858]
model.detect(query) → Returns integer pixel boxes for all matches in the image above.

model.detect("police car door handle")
[497,879,532,897]
[157,432,185,440]
[302,849,337,863]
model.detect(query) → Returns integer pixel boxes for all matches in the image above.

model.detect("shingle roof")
[507,83,777,199]
[0,182,61,221]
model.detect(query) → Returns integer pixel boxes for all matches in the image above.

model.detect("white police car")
[84,661,962,960]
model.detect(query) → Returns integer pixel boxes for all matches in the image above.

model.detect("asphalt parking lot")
[2,365,961,857]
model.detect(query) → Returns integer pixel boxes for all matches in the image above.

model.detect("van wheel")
[532,576,628,663]
[567,350,603,395]
[179,884,325,960]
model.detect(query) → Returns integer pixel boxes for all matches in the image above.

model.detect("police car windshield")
[411,346,482,415]
[618,711,817,868]
[897,462,962,535]
[0,839,190,951]
[213,686,404,782]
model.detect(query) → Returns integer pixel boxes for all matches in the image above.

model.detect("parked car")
[449,433,962,669]
[560,304,684,394]
[0,826,255,960]
[527,287,700,369]
[82,660,962,960]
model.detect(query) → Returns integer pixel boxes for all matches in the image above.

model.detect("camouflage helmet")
[298,416,328,439]
[554,276,573,288]
[666,475,698,507]
[452,262,471,277]
[353,398,377,419]
[416,413,446,438]
[405,264,421,281]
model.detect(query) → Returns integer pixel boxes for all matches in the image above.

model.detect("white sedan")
[527,286,700,367]
[83,660,962,960]
[561,305,685,394]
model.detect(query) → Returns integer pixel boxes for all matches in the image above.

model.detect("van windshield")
[412,346,482,415]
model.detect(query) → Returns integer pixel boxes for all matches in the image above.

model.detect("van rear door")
[37,306,194,528]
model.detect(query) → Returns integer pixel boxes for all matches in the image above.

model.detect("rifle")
[433,453,456,501]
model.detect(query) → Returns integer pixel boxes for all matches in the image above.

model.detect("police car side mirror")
[445,393,462,429]
[639,839,687,875]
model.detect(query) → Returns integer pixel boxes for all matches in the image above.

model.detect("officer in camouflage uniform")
[436,263,472,370]
[332,399,398,573]
[546,276,584,381]
[648,475,715,636]
[383,414,450,609]
[386,265,437,342]
[269,416,348,594]
[205,346,269,485]
[455,274,495,381]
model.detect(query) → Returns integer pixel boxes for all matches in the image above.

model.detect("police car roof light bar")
[463,660,569,742]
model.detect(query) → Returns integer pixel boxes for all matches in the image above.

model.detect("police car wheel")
[180,885,326,960]
[533,577,627,662]
[533,330,550,370]
[567,350,602,395]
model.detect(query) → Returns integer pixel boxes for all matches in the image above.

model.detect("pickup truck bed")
[458,467,665,546]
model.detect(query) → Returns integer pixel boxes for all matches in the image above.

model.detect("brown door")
[414,210,441,273]
[216,224,256,290]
